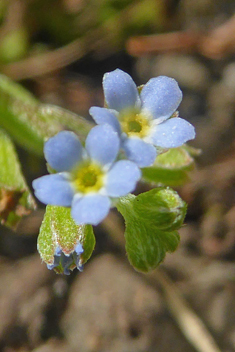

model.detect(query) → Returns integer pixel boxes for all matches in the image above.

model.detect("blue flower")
[89,69,195,167]
[33,124,141,225]
[47,242,84,275]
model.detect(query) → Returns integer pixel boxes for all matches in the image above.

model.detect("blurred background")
[1,0,235,351]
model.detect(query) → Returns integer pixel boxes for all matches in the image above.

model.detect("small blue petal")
[122,137,157,167]
[47,255,61,270]
[33,173,74,206]
[44,131,83,172]
[106,160,141,197]
[75,242,84,255]
[103,69,141,112]
[61,254,74,275]
[141,76,182,122]
[47,264,54,270]
[150,117,196,148]
[89,107,121,135]
[71,194,111,225]
[85,124,120,166]
[55,246,62,256]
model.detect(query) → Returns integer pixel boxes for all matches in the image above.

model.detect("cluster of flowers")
[33,69,195,273]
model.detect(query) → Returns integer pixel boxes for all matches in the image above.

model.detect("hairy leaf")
[117,188,186,272]
[0,128,36,228]
[0,74,92,155]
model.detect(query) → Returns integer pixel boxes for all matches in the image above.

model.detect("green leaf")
[0,128,36,228]
[116,188,186,272]
[142,146,196,186]
[0,75,92,155]
[0,74,37,103]
[0,28,29,63]
[37,104,92,145]
[38,205,95,271]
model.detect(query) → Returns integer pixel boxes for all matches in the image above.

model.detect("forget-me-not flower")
[47,242,84,275]
[89,69,195,167]
[33,124,141,225]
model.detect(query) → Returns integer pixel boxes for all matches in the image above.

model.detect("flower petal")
[106,160,141,197]
[32,173,74,206]
[141,76,182,122]
[103,69,141,112]
[71,194,111,225]
[89,106,121,135]
[150,117,196,148]
[75,242,84,255]
[47,255,61,271]
[122,137,157,167]
[85,124,120,166]
[44,131,83,172]
[61,254,74,275]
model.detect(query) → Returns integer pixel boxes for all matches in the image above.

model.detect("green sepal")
[116,188,186,272]
[37,205,95,272]
[0,128,36,228]
[0,75,92,155]
[142,146,196,186]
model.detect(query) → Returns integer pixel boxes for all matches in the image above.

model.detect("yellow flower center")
[120,110,150,138]
[72,162,104,194]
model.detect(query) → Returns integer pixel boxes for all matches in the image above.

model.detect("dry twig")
[126,14,235,59]
[1,38,87,81]
[147,269,222,352]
